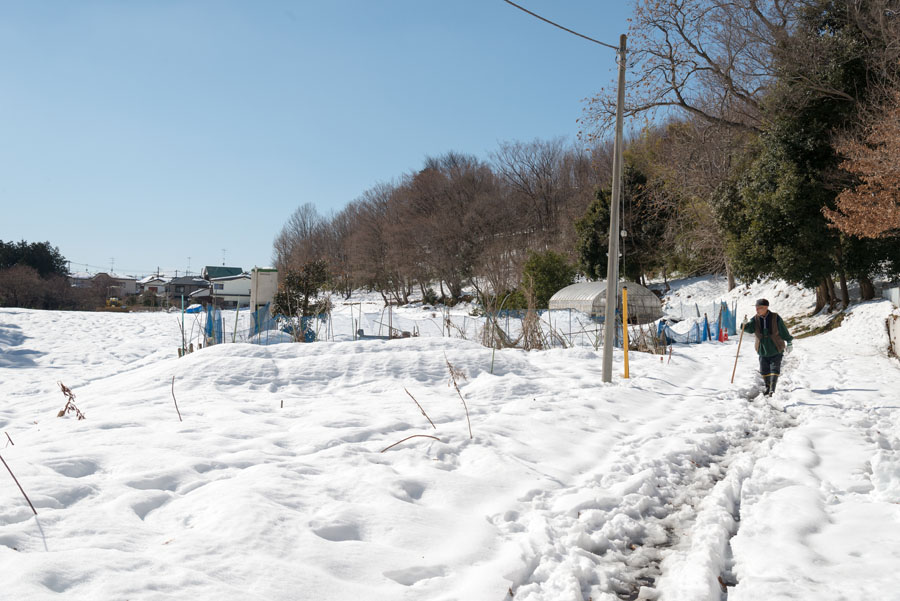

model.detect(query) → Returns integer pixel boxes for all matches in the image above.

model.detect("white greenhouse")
[548,281,662,324]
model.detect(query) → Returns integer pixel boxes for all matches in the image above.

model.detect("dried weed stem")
[404,388,436,429]
[56,382,86,420]
[380,434,442,453]
[444,354,473,439]
[0,453,37,515]
[171,376,183,422]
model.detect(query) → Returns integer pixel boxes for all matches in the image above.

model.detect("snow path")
[729,302,900,601]
[2,289,899,601]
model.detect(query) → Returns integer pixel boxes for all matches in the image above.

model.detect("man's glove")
[785,342,793,354]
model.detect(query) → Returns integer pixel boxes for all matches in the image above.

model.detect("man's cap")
[755,298,769,307]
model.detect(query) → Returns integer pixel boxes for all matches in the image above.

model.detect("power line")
[500,0,619,51]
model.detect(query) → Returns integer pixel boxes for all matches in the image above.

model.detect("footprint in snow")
[311,521,362,542]
[391,480,425,502]
[45,458,99,478]
[383,565,447,586]
[131,491,172,520]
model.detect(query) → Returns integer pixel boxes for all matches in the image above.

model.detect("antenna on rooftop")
[187,257,191,276]
[222,249,227,266]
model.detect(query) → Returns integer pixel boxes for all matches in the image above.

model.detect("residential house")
[68,272,94,289]
[167,276,210,306]
[201,266,244,280]
[190,273,252,309]
[91,272,138,298]
[139,275,170,297]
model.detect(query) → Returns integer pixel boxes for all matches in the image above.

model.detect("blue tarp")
[204,305,223,344]
[657,300,737,345]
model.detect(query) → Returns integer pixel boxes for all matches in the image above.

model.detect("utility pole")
[602,34,627,383]
[497,1,626,381]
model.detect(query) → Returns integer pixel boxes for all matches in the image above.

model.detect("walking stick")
[730,316,748,384]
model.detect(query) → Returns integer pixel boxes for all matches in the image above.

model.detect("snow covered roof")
[210,273,251,282]
[169,276,209,286]
[139,275,171,284]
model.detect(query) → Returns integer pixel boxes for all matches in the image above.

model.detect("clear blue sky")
[1,1,632,277]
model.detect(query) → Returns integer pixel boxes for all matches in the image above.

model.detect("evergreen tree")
[575,164,667,284]
[273,260,330,317]
[713,0,900,308]
[520,250,576,310]
[575,188,611,281]
[0,240,68,278]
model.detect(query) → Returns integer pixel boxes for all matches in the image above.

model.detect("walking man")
[742,299,794,395]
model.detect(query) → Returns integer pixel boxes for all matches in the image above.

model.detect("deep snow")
[1,277,899,601]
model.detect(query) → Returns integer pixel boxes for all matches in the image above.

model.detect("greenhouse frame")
[548,281,663,325]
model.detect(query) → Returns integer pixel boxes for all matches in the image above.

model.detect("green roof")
[203,266,243,279]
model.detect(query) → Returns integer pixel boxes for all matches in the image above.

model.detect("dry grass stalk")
[57,382,86,420]
[515,283,544,351]
[544,317,571,349]
[4,432,12,448]
[445,317,468,340]
[444,354,473,439]
[380,434,442,453]
[0,452,37,515]
[171,376,183,422]
[404,388,436,429]
[628,323,665,354]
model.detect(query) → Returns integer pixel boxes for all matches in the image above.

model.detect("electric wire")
[500,0,619,51]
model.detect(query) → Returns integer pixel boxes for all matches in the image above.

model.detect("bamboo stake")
[171,376,183,422]
[731,316,748,384]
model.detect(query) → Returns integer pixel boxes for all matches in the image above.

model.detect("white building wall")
[250,269,278,310]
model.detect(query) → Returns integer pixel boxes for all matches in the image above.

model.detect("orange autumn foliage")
[826,93,900,238]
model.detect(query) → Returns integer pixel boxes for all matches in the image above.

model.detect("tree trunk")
[838,269,850,309]
[859,276,875,300]
[726,260,736,291]
[825,275,838,310]
[835,243,850,309]
[815,279,829,313]
[663,266,670,292]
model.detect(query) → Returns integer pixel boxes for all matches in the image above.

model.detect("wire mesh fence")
[178,297,739,355]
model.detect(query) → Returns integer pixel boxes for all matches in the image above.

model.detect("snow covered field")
[1,278,899,601]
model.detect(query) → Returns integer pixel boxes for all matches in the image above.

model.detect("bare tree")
[582,0,815,136]
[0,266,42,308]
[272,203,324,275]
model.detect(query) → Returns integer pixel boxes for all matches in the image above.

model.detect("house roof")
[169,276,209,286]
[92,272,137,282]
[202,266,244,279]
[139,275,170,284]
[210,273,251,282]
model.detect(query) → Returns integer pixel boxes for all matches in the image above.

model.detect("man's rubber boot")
[769,376,779,395]
[763,375,771,396]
